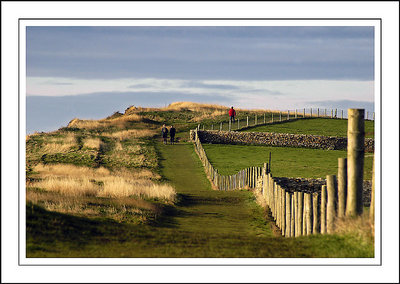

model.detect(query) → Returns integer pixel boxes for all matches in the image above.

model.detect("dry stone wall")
[190,130,374,152]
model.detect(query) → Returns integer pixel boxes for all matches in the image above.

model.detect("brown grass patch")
[67,114,142,130]
[333,215,375,245]
[83,137,102,149]
[29,164,173,201]
[104,129,156,140]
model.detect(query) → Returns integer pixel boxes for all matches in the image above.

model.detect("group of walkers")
[160,106,237,145]
[161,124,176,145]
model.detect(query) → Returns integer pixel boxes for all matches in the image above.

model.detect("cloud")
[26,26,374,81]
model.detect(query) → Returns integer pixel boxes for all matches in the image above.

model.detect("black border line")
[18,18,383,267]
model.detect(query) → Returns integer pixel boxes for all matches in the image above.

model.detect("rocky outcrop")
[190,130,374,152]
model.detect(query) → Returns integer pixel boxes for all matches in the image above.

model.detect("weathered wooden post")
[320,185,327,234]
[312,192,320,234]
[335,109,337,118]
[297,192,304,236]
[279,111,282,122]
[373,112,375,121]
[324,108,327,117]
[302,193,307,235]
[255,114,257,125]
[310,108,313,118]
[317,108,319,118]
[327,175,337,234]
[264,113,266,124]
[346,109,365,216]
[211,124,214,130]
[338,158,347,218]
[305,193,312,235]
[294,192,298,236]
[290,193,295,237]
[281,187,286,236]
[303,108,305,118]
[366,111,369,120]
[370,156,375,221]
[341,110,344,119]
[286,191,291,237]
[228,119,231,131]
[246,116,249,127]
[331,109,333,118]
[287,110,290,120]
[202,124,205,131]
[295,109,297,119]
[271,113,274,123]
[237,118,240,130]
[220,122,223,131]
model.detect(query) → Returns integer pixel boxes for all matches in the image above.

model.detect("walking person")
[161,124,168,144]
[169,125,176,144]
[229,106,236,123]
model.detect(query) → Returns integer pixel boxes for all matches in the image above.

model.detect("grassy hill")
[26,102,375,258]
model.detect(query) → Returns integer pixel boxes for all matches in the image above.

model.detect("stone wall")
[190,130,374,152]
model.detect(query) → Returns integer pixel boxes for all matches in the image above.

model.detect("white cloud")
[26,76,374,110]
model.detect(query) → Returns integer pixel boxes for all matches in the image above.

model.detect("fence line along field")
[26,102,375,258]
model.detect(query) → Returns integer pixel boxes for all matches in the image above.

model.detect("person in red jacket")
[229,106,236,123]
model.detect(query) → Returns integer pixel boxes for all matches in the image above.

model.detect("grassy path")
[158,143,274,238]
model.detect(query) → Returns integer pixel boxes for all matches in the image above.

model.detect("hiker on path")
[161,124,168,144]
[169,125,176,144]
[229,106,236,123]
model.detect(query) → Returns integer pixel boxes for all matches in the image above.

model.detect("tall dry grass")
[83,137,102,149]
[29,164,173,201]
[67,114,142,130]
[104,129,156,141]
[333,215,375,245]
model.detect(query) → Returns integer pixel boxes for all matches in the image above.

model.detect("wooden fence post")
[290,193,295,237]
[338,158,347,218]
[341,110,344,119]
[302,193,307,235]
[327,175,337,234]
[320,185,327,234]
[220,122,222,131]
[303,108,306,118]
[280,111,282,122]
[237,118,240,130]
[324,108,327,117]
[346,109,365,216]
[211,124,214,130]
[295,109,297,119]
[317,108,319,118]
[271,113,274,123]
[305,193,312,235]
[310,108,313,118]
[370,155,375,222]
[294,192,299,237]
[286,191,291,237]
[229,120,231,131]
[297,192,304,236]
[255,114,257,125]
[247,116,249,127]
[312,192,320,234]
[281,187,286,236]
[287,110,290,120]
[264,113,266,124]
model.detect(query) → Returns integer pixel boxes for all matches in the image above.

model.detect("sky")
[26,26,375,133]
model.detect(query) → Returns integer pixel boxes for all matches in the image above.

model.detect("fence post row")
[191,107,370,237]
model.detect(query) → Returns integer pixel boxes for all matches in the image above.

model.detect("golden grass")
[67,114,142,130]
[333,214,375,244]
[83,137,102,149]
[165,101,229,111]
[29,164,173,201]
[104,129,156,141]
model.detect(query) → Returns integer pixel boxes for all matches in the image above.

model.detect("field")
[241,118,375,138]
[25,102,375,258]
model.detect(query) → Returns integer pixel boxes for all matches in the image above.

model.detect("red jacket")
[229,108,236,117]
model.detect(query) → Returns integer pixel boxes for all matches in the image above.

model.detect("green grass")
[241,118,375,138]
[26,142,374,258]
[202,144,374,180]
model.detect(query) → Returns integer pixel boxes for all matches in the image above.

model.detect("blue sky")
[26,26,375,133]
